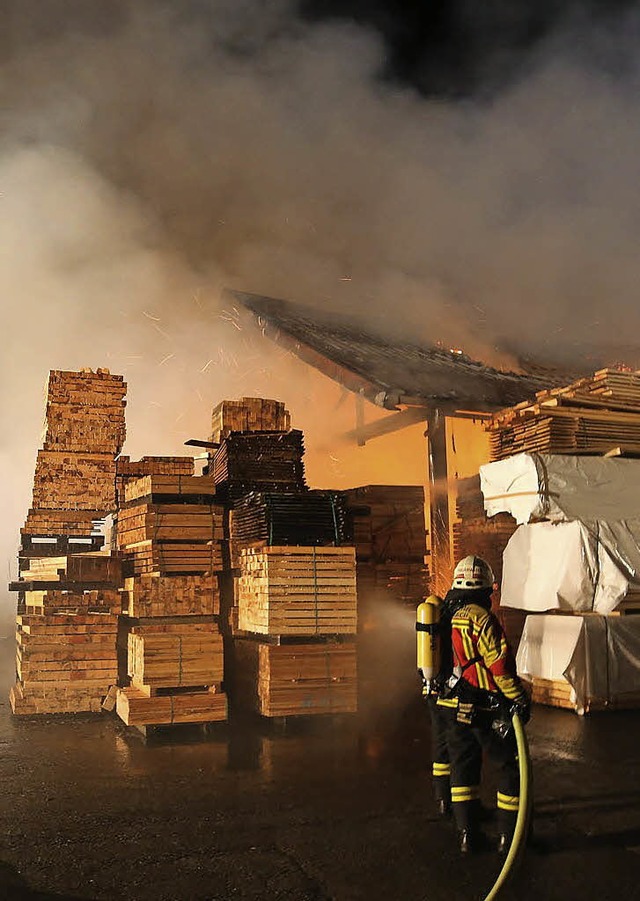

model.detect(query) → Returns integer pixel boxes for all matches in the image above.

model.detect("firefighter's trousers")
[428,697,452,802]
[448,714,520,835]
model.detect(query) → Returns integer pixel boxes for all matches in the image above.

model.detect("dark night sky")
[302,0,637,95]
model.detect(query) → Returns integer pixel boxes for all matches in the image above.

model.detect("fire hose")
[483,710,533,901]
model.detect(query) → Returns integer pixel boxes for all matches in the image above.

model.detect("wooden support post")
[427,408,451,596]
[355,392,366,447]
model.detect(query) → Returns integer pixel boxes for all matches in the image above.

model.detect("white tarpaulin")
[480,453,640,524]
[501,521,631,615]
[517,613,640,713]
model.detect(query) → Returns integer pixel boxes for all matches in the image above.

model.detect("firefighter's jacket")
[436,601,527,712]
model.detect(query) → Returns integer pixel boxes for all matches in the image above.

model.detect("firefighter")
[437,555,530,855]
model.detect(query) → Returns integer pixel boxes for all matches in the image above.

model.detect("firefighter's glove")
[510,700,531,725]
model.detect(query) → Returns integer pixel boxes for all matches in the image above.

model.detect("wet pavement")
[1,622,640,901]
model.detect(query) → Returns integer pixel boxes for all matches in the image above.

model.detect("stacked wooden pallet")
[235,546,357,636]
[10,613,118,715]
[211,397,290,442]
[234,640,357,717]
[212,431,306,501]
[116,456,195,506]
[488,369,640,460]
[230,490,349,550]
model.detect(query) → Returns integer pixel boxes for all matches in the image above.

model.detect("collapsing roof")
[227,289,571,414]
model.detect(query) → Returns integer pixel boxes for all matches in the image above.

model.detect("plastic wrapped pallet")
[501,521,631,615]
[517,613,640,714]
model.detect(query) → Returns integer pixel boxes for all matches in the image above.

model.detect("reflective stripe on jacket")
[450,603,527,704]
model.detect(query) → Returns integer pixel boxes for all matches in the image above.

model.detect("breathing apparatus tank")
[416,595,442,694]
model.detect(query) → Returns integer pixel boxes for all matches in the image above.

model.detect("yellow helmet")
[451,555,494,591]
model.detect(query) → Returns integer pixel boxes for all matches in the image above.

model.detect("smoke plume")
[2,1,640,614]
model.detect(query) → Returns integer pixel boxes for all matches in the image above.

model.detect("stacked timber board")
[344,486,429,606]
[24,369,126,536]
[117,619,227,727]
[117,474,224,577]
[116,455,195,507]
[234,640,357,717]
[212,430,306,501]
[235,546,357,636]
[211,397,290,443]
[10,613,118,715]
[488,369,640,460]
[117,471,227,728]
[230,490,350,552]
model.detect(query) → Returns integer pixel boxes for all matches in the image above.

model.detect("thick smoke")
[2,1,640,613]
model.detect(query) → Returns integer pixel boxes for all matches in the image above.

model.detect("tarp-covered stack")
[480,436,640,713]
[115,472,227,729]
[10,369,126,715]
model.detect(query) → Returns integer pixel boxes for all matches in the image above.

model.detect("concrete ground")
[1,621,640,901]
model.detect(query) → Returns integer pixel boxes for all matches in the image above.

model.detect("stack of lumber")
[234,640,357,717]
[116,685,227,726]
[25,370,126,535]
[10,612,118,715]
[123,474,217,504]
[230,490,349,550]
[117,499,225,576]
[488,369,640,460]
[116,456,195,506]
[212,431,306,500]
[452,475,517,608]
[344,485,429,607]
[122,574,220,617]
[235,546,357,636]
[117,619,227,728]
[44,369,126,454]
[211,397,290,442]
[526,676,640,713]
[128,623,224,690]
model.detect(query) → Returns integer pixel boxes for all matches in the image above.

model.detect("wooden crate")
[236,546,357,636]
[234,639,357,717]
[122,574,220,617]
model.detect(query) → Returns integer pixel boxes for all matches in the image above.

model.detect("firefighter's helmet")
[452,555,495,591]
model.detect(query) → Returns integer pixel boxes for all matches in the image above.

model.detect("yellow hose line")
[483,713,532,901]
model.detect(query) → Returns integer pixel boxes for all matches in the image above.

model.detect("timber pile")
[211,397,290,442]
[488,369,640,460]
[116,685,227,726]
[25,370,126,534]
[124,474,217,504]
[117,620,227,727]
[230,490,349,550]
[128,625,224,690]
[122,574,220,617]
[212,431,306,501]
[526,676,640,714]
[10,613,118,715]
[344,486,429,606]
[234,640,357,717]
[116,456,195,506]
[235,546,357,636]
[116,500,224,576]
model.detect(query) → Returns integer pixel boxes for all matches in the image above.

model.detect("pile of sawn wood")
[10,380,428,727]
